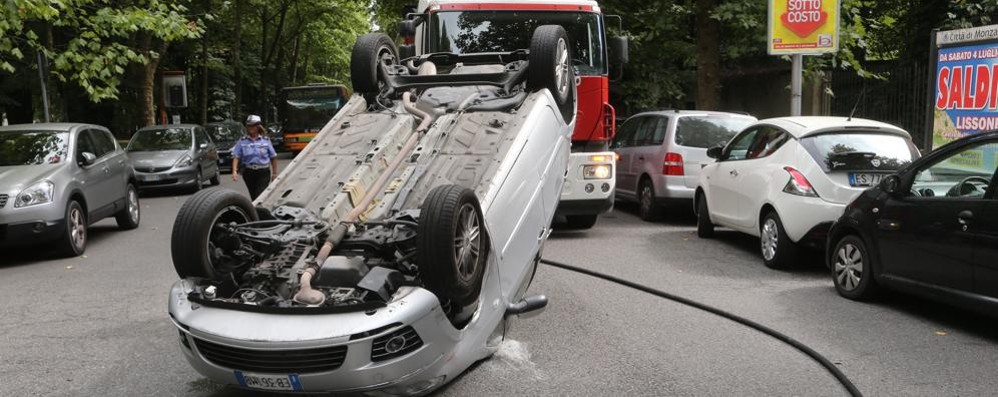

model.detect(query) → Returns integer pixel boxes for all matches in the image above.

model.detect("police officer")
[231,115,278,200]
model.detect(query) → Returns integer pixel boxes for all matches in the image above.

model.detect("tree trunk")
[139,34,168,127]
[200,0,209,126]
[233,0,243,118]
[695,0,721,110]
[289,33,301,85]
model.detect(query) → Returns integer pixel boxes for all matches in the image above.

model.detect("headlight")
[583,164,612,180]
[174,154,193,168]
[15,180,55,208]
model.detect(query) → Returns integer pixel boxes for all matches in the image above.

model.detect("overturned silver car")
[168,26,575,395]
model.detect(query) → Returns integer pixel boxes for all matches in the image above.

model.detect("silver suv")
[0,123,140,256]
[613,110,756,220]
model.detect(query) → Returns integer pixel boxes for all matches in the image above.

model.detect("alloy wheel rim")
[454,203,481,282]
[127,188,139,224]
[554,38,570,98]
[70,207,86,251]
[640,185,653,215]
[761,219,778,261]
[834,243,864,291]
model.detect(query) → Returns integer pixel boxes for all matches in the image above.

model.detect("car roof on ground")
[756,116,911,139]
[0,123,99,132]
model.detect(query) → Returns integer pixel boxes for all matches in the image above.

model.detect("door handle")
[637,157,645,161]
[730,170,739,177]
[958,210,974,231]
[102,167,110,175]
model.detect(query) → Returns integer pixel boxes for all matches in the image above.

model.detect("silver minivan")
[0,123,139,256]
[614,110,756,220]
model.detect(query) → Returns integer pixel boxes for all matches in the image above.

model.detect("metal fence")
[829,61,930,148]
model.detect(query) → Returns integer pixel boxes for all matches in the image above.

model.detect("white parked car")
[695,117,920,269]
[613,110,756,220]
[168,26,573,395]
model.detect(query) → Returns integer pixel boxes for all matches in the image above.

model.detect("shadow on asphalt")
[0,223,122,267]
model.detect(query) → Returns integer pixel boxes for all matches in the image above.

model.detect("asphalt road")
[3,161,998,396]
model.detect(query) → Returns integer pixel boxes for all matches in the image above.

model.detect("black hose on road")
[539,258,863,397]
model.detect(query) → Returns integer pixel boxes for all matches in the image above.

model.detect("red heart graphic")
[781,9,828,38]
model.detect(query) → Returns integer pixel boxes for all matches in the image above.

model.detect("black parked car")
[827,130,998,314]
[204,120,245,173]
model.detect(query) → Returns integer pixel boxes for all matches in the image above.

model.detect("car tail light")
[783,166,819,197]
[663,152,684,176]
[604,103,616,140]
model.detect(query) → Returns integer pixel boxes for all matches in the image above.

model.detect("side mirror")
[398,44,416,60]
[199,142,209,149]
[706,146,723,159]
[608,36,629,66]
[79,152,97,166]
[880,174,901,195]
[399,19,417,37]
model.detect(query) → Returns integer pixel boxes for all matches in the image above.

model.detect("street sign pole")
[791,54,803,116]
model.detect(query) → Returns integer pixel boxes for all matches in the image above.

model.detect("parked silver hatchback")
[0,123,140,256]
[614,110,756,220]
[127,124,220,192]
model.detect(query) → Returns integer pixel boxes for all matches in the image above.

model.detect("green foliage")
[1,0,201,102]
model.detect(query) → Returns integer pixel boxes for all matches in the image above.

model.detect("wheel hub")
[834,243,864,291]
[454,204,481,281]
[761,219,778,261]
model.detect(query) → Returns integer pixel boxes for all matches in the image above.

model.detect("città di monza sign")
[768,0,840,55]
[930,24,998,149]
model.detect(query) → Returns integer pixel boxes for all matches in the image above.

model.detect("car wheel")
[209,169,221,186]
[417,185,489,307]
[171,188,258,279]
[115,184,140,230]
[350,33,398,96]
[696,195,714,238]
[638,179,662,221]
[59,200,87,257]
[831,235,879,300]
[191,168,203,193]
[760,211,798,269]
[562,214,598,230]
[527,25,576,123]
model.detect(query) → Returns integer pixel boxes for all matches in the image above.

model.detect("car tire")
[350,33,398,96]
[58,200,87,257]
[171,188,258,279]
[564,214,598,230]
[114,184,141,230]
[209,170,221,186]
[760,211,798,269]
[696,195,714,239]
[417,185,489,307]
[191,168,203,193]
[638,179,662,221]
[831,235,879,300]
[527,25,576,123]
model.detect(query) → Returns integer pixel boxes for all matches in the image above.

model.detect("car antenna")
[847,85,866,122]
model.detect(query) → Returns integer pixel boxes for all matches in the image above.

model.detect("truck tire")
[417,185,488,307]
[528,25,576,123]
[171,188,258,279]
[351,33,398,96]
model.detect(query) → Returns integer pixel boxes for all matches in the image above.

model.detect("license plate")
[235,371,302,391]
[140,174,162,182]
[849,173,884,187]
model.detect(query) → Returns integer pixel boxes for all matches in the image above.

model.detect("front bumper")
[217,151,233,173]
[0,218,65,247]
[558,152,615,216]
[169,281,460,394]
[135,167,198,189]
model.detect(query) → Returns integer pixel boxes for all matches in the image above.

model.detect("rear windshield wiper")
[828,151,877,158]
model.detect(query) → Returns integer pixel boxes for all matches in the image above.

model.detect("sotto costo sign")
[767,0,840,55]
[931,25,998,148]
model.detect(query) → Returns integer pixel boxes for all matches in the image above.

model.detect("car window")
[127,128,193,152]
[89,129,116,158]
[0,130,70,165]
[196,128,212,146]
[76,130,98,163]
[745,127,789,160]
[912,141,998,199]
[649,116,669,146]
[799,132,918,172]
[633,117,658,147]
[723,128,760,161]
[614,117,642,149]
[675,116,754,149]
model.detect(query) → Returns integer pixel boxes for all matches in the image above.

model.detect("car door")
[74,130,114,220]
[706,127,760,226]
[195,127,218,174]
[92,128,129,206]
[729,127,791,229]
[612,117,642,198]
[877,140,996,291]
[968,141,998,297]
[631,115,669,185]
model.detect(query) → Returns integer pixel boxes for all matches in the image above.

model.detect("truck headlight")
[583,164,612,180]
[174,154,193,168]
[15,180,54,208]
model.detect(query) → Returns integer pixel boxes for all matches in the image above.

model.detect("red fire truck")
[401,0,627,229]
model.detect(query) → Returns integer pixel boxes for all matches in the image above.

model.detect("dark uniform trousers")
[243,167,272,200]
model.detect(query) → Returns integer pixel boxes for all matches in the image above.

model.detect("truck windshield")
[281,87,345,131]
[428,11,606,76]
